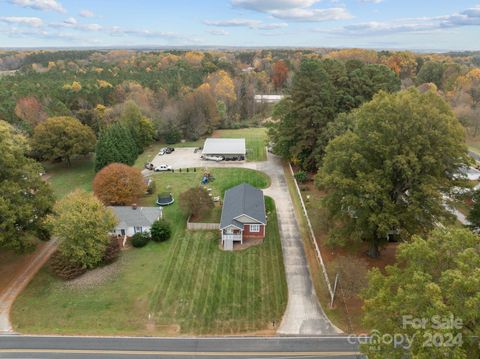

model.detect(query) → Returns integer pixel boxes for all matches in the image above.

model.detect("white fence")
[288,163,334,303]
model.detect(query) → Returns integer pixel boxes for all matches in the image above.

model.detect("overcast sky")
[1,0,480,50]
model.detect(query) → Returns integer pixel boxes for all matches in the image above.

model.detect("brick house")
[219,183,266,250]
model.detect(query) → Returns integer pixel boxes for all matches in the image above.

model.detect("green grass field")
[43,157,95,199]
[12,168,286,336]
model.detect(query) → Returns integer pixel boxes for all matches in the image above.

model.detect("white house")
[109,205,163,237]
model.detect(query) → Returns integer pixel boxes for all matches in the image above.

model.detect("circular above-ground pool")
[156,192,175,206]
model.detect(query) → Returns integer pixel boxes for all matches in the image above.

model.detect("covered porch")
[221,226,243,251]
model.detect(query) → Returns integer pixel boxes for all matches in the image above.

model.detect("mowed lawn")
[12,168,287,336]
[43,157,95,199]
[212,128,267,162]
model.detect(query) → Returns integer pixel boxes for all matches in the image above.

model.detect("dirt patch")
[62,257,124,290]
[0,241,47,293]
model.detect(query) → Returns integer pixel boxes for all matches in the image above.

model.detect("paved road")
[0,335,363,358]
[0,240,57,334]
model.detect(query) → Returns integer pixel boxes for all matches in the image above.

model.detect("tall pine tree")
[270,59,336,171]
[94,123,137,172]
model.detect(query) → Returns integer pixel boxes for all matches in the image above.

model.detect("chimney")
[132,203,137,210]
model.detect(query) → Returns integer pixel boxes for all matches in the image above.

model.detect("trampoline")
[156,192,175,206]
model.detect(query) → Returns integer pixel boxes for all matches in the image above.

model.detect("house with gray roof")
[220,183,266,250]
[109,205,162,238]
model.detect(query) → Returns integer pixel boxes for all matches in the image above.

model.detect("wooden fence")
[187,218,220,231]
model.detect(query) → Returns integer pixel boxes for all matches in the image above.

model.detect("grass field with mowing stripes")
[12,168,286,336]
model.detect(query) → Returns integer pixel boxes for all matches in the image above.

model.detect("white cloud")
[231,0,351,22]
[360,0,383,3]
[269,7,352,21]
[63,17,77,25]
[232,0,320,11]
[79,9,95,18]
[48,17,103,32]
[204,18,261,27]
[207,29,229,36]
[321,5,480,36]
[0,16,43,27]
[204,18,288,30]
[0,27,75,39]
[109,26,180,39]
[8,0,66,13]
[256,22,288,29]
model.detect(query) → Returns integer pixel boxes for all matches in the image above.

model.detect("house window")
[250,224,260,233]
[134,226,142,233]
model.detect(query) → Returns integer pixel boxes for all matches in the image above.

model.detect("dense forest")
[1,48,479,144]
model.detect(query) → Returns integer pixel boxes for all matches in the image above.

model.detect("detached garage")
[202,138,246,160]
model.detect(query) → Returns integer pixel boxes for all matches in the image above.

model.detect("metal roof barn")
[202,138,246,156]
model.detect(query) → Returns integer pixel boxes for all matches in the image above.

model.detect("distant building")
[241,66,255,73]
[254,94,285,104]
[202,138,246,160]
[109,205,162,237]
[455,166,480,181]
[220,183,266,251]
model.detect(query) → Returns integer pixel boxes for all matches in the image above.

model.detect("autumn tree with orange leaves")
[93,163,146,206]
[15,96,47,129]
[272,60,289,89]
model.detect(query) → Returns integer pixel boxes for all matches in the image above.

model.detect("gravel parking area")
[148,147,246,171]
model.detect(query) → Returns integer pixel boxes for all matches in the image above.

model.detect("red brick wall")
[243,224,265,239]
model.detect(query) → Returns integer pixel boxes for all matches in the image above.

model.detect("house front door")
[121,229,126,236]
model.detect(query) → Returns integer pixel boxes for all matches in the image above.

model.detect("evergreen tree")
[94,122,137,172]
[120,101,155,154]
[269,59,400,171]
[270,60,336,171]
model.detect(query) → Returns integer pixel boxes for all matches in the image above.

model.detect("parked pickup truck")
[144,162,155,170]
[201,155,224,162]
[154,164,173,172]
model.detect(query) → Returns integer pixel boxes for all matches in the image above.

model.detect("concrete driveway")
[148,149,338,335]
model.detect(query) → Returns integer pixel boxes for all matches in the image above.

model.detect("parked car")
[201,155,224,162]
[144,162,155,170]
[165,147,175,154]
[154,164,173,172]
[158,148,167,155]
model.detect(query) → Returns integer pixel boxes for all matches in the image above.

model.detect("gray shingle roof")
[202,138,246,155]
[220,183,266,230]
[109,206,162,228]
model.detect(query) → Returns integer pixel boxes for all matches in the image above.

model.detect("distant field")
[12,168,286,336]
